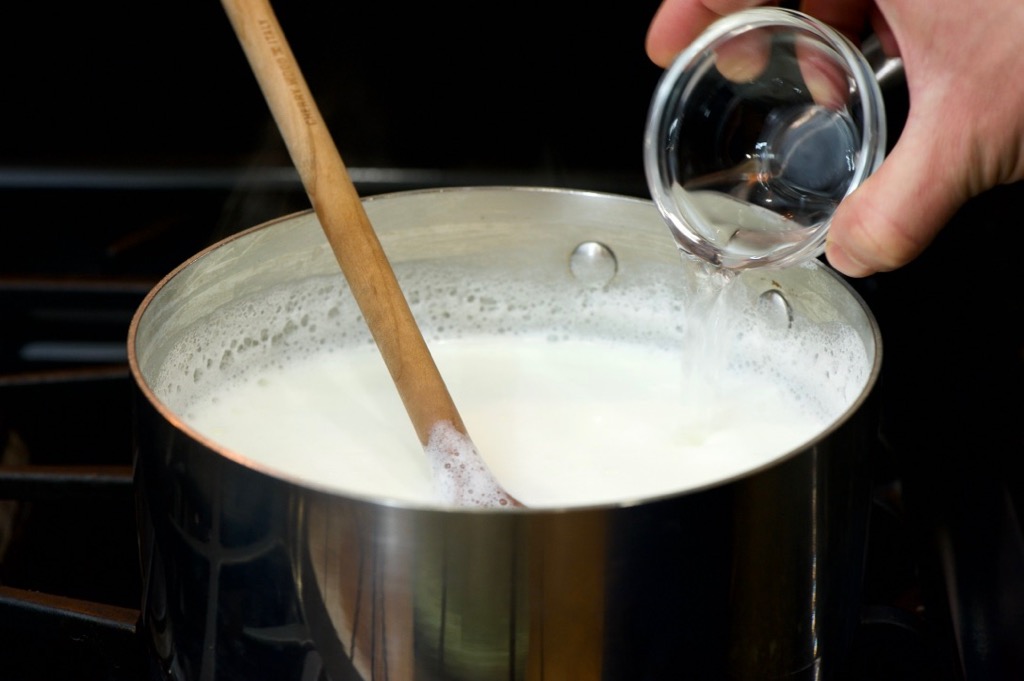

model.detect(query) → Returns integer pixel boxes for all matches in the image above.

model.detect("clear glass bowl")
[644,8,886,270]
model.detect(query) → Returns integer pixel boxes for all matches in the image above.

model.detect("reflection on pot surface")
[129,187,881,680]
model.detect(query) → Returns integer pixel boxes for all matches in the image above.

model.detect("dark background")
[1,1,663,172]
[1,0,662,274]
[1,1,664,168]
[1,2,1022,678]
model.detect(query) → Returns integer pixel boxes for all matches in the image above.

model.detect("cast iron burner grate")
[0,378,963,680]
[2,174,1017,681]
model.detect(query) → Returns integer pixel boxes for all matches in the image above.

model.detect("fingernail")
[714,31,770,82]
[801,54,845,109]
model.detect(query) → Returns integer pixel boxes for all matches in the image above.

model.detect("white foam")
[424,420,519,508]
[152,264,870,508]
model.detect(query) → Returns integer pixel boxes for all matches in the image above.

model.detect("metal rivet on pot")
[569,241,617,287]
[758,288,794,329]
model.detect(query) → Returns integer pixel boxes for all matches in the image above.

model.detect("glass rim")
[643,7,887,270]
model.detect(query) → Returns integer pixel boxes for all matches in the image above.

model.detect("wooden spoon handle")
[219,0,463,445]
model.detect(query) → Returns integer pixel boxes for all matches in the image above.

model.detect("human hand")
[646,0,1024,277]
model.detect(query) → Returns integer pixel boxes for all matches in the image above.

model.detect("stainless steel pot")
[128,187,882,681]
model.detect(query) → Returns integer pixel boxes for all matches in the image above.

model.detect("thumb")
[824,120,965,278]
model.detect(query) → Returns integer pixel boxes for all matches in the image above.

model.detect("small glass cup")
[644,8,886,271]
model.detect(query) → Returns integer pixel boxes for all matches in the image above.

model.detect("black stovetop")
[2,1,1022,677]
[3,173,1022,681]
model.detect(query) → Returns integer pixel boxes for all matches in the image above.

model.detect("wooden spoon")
[220,0,521,508]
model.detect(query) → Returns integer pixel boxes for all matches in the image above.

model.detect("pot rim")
[127,185,883,514]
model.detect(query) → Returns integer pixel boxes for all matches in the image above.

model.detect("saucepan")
[128,186,881,680]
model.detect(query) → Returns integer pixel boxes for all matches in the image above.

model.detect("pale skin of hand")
[646,0,1024,277]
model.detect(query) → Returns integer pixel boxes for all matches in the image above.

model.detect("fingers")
[796,40,852,109]
[646,0,769,67]
[799,1,900,62]
[867,6,899,58]
[799,0,873,44]
[713,27,771,81]
[824,121,966,277]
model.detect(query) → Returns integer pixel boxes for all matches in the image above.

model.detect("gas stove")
[4,169,1017,681]
[2,1,1022,678]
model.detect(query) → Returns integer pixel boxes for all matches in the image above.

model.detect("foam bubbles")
[425,421,518,508]
[151,258,871,508]
[154,262,690,417]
